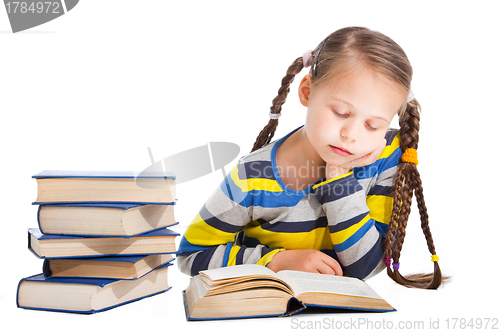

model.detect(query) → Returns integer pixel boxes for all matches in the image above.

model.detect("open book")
[183,265,394,320]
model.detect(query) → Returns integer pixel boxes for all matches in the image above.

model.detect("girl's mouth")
[330,145,353,157]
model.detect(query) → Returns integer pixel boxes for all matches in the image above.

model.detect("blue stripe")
[368,184,392,196]
[249,190,304,207]
[258,216,328,233]
[260,246,274,258]
[343,233,384,279]
[352,163,381,180]
[333,218,374,252]
[329,212,368,233]
[190,246,218,276]
[220,172,305,208]
[177,236,211,254]
[236,245,247,265]
[239,161,275,180]
[199,205,242,234]
[383,147,402,170]
[375,221,389,236]
[241,234,262,247]
[222,243,233,267]
[315,174,363,204]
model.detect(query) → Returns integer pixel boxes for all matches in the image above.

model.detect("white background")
[1,1,499,332]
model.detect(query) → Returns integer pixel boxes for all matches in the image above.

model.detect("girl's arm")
[313,131,402,280]
[176,162,283,276]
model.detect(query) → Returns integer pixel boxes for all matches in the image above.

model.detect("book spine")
[42,259,52,278]
[37,205,44,233]
[285,297,306,317]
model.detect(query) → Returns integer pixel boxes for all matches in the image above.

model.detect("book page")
[277,270,382,299]
[200,264,276,281]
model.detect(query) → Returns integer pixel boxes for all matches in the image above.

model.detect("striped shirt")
[177,126,402,280]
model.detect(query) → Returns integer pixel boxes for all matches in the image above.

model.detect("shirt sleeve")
[312,132,402,280]
[176,161,284,276]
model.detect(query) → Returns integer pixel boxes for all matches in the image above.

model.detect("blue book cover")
[32,170,176,179]
[32,170,176,205]
[17,262,173,314]
[36,203,178,237]
[28,227,179,259]
[38,203,145,209]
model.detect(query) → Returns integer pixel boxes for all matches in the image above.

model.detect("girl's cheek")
[357,140,378,157]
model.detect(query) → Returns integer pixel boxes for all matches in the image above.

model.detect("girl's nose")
[340,125,357,143]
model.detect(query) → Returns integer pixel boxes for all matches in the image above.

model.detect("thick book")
[32,170,176,204]
[37,203,176,237]
[28,227,178,259]
[183,265,394,321]
[17,263,172,314]
[43,254,174,279]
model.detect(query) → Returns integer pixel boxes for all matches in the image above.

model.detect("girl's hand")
[326,138,387,179]
[266,249,343,276]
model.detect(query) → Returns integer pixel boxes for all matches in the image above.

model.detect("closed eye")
[333,110,349,118]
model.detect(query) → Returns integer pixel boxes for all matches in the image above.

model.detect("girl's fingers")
[321,254,343,276]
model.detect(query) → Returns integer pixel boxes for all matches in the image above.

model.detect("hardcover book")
[32,170,176,204]
[17,263,172,314]
[43,254,174,279]
[183,265,394,320]
[28,227,178,259]
[37,203,176,237]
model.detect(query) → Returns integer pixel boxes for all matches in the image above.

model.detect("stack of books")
[17,171,179,314]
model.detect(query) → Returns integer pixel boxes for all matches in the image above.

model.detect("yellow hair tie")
[401,148,418,165]
[431,254,439,262]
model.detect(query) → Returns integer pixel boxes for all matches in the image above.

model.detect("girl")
[177,26,443,289]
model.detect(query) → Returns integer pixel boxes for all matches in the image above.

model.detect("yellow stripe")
[227,245,241,266]
[256,249,285,266]
[230,164,282,193]
[312,171,354,190]
[366,195,394,224]
[330,214,371,245]
[184,213,237,246]
[244,221,333,250]
[379,133,400,159]
[246,178,282,192]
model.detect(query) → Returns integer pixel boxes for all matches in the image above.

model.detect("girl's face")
[299,67,405,167]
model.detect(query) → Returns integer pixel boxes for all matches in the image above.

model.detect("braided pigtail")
[250,56,307,153]
[384,99,444,289]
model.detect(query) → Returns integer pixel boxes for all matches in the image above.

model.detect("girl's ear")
[298,75,313,107]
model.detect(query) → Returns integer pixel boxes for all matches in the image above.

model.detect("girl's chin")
[324,157,353,167]
[326,151,357,163]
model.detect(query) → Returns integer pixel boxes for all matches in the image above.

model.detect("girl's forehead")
[323,68,404,100]
[316,69,406,118]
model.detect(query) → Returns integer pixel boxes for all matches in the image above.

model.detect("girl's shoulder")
[238,140,277,165]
